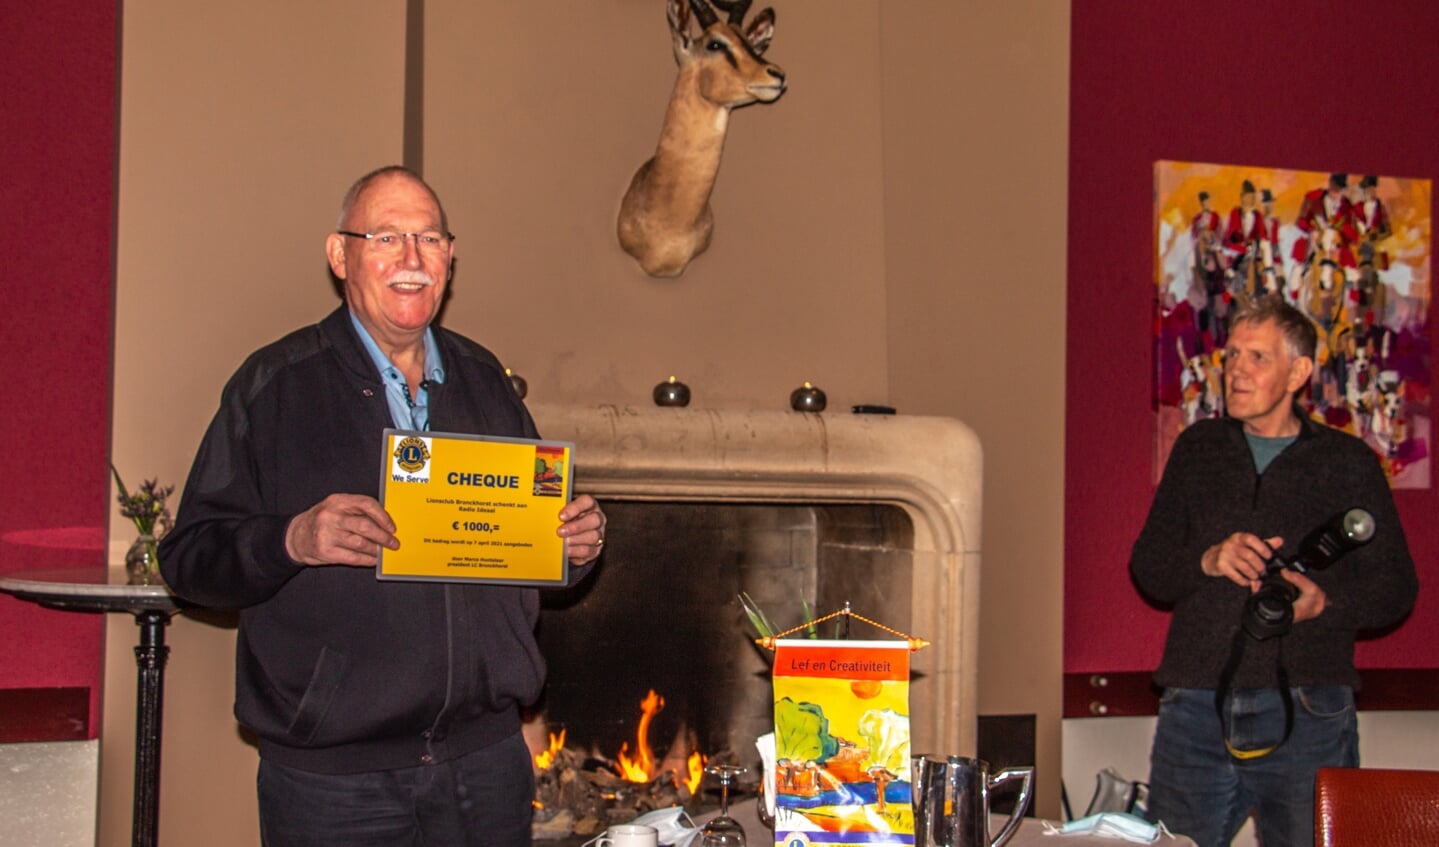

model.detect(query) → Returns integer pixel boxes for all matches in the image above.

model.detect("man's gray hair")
[1228,294,1317,361]
[336,165,448,233]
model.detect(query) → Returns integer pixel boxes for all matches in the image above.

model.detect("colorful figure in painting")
[1177,338,1223,425]
[1293,173,1360,270]
[1224,180,1267,301]
[1329,325,1376,438]
[1354,174,1392,323]
[1260,188,1284,294]
[1372,369,1408,458]
[1193,191,1229,344]
[1293,173,1360,328]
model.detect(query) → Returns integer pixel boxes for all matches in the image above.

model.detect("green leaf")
[738,591,776,639]
[110,463,132,501]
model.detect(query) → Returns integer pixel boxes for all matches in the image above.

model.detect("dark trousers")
[258,731,535,847]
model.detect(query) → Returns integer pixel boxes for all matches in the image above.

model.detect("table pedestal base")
[0,568,183,847]
[131,609,173,847]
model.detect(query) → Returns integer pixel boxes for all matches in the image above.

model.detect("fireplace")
[527,405,982,769]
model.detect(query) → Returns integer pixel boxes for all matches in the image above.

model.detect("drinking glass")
[700,764,748,847]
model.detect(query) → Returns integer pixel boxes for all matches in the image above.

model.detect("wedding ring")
[595,537,605,549]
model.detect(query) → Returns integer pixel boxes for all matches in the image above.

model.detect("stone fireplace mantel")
[529,404,983,755]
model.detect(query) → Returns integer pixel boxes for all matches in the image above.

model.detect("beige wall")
[423,0,891,408]
[106,2,406,843]
[106,0,1070,841]
[879,1,1070,815]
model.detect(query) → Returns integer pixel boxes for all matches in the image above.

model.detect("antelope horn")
[710,0,753,25]
[687,0,719,29]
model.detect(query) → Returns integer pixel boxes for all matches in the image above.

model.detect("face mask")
[631,806,700,847]
[1042,812,1167,843]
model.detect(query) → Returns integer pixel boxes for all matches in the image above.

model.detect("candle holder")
[790,381,827,413]
[653,376,691,407]
[505,368,528,399]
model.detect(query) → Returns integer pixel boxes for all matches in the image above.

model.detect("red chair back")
[1315,767,1439,847]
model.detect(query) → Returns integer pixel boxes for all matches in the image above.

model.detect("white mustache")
[388,270,435,287]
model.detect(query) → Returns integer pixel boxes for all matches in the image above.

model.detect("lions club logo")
[394,436,431,473]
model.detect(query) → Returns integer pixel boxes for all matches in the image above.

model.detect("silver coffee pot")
[911,755,1035,847]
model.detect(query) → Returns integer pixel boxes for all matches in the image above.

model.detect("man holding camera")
[1131,296,1418,847]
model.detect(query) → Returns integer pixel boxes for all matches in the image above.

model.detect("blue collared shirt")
[349,312,446,431]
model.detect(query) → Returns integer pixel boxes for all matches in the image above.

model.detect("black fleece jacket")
[160,306,578,774]
[1130,412,1417,691]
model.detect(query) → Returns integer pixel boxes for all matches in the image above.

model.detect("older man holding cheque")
[160,165,605,846]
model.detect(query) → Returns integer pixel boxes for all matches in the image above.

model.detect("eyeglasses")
[337,230,455,256]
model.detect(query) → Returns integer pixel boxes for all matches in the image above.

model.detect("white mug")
[584,823,659,847]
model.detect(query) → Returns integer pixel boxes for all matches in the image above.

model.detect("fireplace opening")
[533,500,915,779]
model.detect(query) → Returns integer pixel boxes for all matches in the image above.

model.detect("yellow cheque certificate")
[377,428,575,585]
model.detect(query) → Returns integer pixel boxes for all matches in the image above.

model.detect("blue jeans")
[257,731,535,847]
[1146,686,1357,847]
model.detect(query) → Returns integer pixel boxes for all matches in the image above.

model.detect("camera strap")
[1214,628,1295,760]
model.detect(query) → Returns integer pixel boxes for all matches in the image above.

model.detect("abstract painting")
[1154,161,1431,488]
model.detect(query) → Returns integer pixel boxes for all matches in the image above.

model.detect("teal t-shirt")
[1246,432,1298,474]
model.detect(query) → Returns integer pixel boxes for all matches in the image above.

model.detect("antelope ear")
[667,0,692,52]
[745,8,775,55]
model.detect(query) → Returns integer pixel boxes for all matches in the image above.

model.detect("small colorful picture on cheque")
[533,444,566,497]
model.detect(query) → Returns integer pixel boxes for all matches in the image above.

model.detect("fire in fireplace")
[527,405,983,762]
[530,688,708,839]
[533,501,914,773]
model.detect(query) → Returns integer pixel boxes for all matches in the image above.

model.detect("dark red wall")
[1066,1,1439,675]
[0,1,119,736]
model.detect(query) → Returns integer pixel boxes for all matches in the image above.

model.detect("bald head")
[337,165,448,234]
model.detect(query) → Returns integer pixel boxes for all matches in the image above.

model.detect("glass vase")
[125,533,161,585]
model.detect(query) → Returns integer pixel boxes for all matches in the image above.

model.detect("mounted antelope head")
[617,0,786,278]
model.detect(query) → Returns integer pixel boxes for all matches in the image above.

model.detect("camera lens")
[1243,578,1298,640]
[1252,593,1289,623]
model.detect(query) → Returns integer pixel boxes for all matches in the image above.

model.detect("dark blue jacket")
[161,306,564,774]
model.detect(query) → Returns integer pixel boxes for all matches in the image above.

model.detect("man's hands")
[1202,532,1328,622]
[1279,569,1328,623]
[558,493,606,565]
[1202,533,1283,589]
[284,492,608,569]
[286,494,398,567]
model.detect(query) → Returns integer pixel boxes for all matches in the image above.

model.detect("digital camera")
[1242,508,1375,641]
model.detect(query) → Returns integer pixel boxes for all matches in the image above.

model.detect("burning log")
[530,689,719,838]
